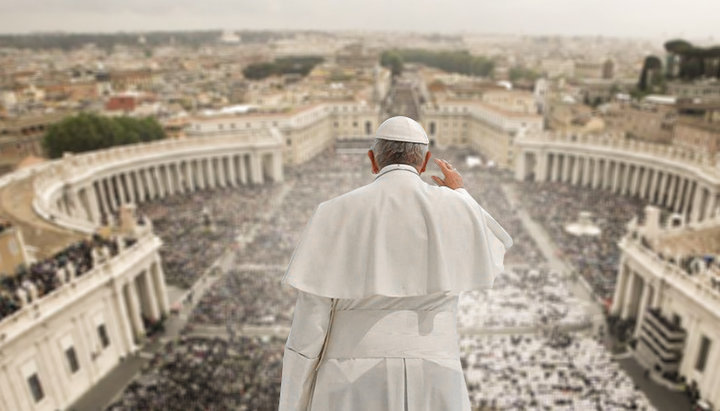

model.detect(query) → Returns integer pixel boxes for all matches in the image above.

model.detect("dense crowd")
[136,185,282,288]
[106,336,283,411]
[0,234,125,321]
[235,149,370,266]
[518,181,646,301]
[462,333,656,410]
[110,146,656,410]
[458,266,590,330]
[187,268,296,327]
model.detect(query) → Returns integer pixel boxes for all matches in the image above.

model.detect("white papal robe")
[278,163,513,411]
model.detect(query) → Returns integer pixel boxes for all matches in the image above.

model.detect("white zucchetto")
[375,116,429,145]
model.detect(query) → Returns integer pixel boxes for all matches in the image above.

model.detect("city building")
[612,205,720,407]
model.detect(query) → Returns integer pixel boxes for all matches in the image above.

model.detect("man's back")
[279,116,512,411]
[282,163,509,299]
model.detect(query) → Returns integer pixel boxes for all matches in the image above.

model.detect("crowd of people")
[187,268,296,327]
[0,234,124,321]
[517,181,646,301]
[458,266,590,330]
[136,185,283,288]
[109,146,657,410]
[106,336,283,411]
[462,333,656,410]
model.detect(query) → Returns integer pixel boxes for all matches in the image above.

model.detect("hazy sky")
[0,0,717,40]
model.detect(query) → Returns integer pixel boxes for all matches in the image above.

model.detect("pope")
[278,116,513,411]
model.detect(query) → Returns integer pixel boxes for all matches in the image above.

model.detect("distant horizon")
[0,28,713,45]
[0,0,716,42]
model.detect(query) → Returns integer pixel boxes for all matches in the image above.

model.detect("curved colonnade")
[515,132,720,407]
[515,132,720,225]
[32,128,284,234]
[0,130,284,411]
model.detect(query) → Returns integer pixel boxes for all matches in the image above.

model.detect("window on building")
[218,124,223,130]
[97,324,110,348]
[286,138,292,146]
[353,121,358,127]
[65,346,80,373]
[27,373,44,402]
[695,336,712,372]
[429,122,436,135]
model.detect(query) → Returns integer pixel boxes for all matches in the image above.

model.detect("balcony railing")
[0,231,160,348]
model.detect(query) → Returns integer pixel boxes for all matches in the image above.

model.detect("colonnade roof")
[0,171,82,259]
[649,226,720,256]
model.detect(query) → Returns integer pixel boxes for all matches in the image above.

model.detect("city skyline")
[0,0,717,41]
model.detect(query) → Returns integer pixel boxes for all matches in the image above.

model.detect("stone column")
[98,180,111,216]
[197,160,207,190]
[152,258,171,315]
[216,157,227,188]
[552,154,559,182]
[667,175,678,209]
[690,184,706,222]
[107,178,119,210]
[705,190,717,220]
[620,165,630,195]
[239,155,248,184]
[603,160,612,190]
[250,153,263,184]
[563,156,572,183]
[185,161,195,192]
[125,279,145,339]
[86,183,101,224]
[153,167,166,198]
[69,189,88,220]
[634,281,652,337]
[120,175,131,204]
[272,152,284,183]
[126,173,136,204]
[612,163,622,193]
[638,167,649,198]
[648,169,659,203]
[683,180,696,217]
[651,281,663,309]
[674,178,686,212]
[620,270,636,319]
[572,155,581,185]
[113,282,136,353]
[658,172,668,206]
[611,262,628,316]
[227,155,237,186]
[629,166,640,196]
[142,269,161,322]
[175,163,185,194]
[143,169,156,199]
[582,157,592,187]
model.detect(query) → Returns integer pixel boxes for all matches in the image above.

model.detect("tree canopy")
[242,56,324,80]
[380,51,404,77]
[381,49,494,78]
[42,113,165,158]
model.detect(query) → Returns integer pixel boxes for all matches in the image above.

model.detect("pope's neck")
[375,163,420,179]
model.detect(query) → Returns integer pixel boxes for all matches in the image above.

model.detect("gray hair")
[371,138,428,169]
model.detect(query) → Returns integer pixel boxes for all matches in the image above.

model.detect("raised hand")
[431,158,464,190]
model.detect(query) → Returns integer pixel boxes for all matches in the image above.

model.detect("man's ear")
[418,150,431,174]
[368,150,380,174]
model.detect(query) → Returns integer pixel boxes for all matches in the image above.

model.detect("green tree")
[42,113,166,158]
[380,51,404,77]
